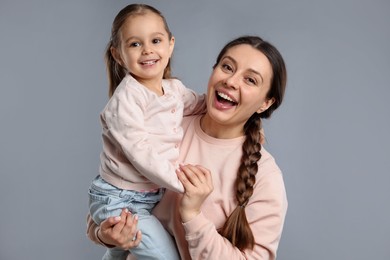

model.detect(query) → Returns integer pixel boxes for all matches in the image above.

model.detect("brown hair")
[105,4,173,97]
[216,36,287,250]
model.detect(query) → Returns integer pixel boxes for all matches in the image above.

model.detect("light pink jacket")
[99,74,205,193]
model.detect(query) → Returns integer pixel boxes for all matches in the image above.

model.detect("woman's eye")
[222,64,233,72]
[246,77,257,85]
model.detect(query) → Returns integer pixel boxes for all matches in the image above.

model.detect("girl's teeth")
[142,60,156,65]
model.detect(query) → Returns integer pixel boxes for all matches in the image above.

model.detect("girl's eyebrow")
[124,36,139,44]
[223,55,264,84]
[125,32,166,44]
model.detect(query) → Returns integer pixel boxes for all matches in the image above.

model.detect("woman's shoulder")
[253,147,287,205]
[257,147,283,179]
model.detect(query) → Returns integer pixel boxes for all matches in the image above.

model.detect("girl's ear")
[256,97,275,114]
[110,47,123,66]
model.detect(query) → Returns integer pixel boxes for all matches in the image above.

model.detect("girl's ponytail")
[105,42,126,97]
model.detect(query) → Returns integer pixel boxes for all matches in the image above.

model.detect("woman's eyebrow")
[248,68,264,84]
[222,56,236,65]
[223,55,264,84]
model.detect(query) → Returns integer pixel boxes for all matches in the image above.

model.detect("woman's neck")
[200,114,245,139]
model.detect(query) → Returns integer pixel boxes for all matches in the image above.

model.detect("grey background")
[0,0,389,259]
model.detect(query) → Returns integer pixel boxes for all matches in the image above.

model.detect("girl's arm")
[173,79,207,116]
[104,85,184,192]
[177,165,287,260]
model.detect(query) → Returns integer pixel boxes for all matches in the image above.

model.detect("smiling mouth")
[140,59,158,65]
[216,91,238,106]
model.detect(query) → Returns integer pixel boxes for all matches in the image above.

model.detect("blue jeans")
[88,176,180,260]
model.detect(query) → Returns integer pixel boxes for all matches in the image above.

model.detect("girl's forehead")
[120,12,167,36]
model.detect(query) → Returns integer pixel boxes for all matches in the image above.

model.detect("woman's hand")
[176,164,213,222]
[98,208,142,250]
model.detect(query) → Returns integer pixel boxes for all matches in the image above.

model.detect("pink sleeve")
[173,79,206,116]
[104,88,184,193]
[182,171,288,260]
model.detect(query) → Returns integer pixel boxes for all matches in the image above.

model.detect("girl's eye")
[152,38,161,44]
[130,42,141,47]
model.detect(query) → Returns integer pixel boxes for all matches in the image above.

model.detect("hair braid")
[219,114,262,250]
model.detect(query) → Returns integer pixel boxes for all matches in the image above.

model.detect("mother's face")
[205,44,275,134]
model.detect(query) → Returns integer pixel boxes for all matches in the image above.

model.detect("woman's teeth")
[217,91,237,105]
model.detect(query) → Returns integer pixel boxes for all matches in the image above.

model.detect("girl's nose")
[142,43,153,55]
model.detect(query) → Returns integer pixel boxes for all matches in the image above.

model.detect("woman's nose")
[224,74,239,89]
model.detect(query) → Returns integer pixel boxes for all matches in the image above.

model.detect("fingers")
[196,165,213,189]
[180,164,211,183]
[100,214,121,231]
[179,164,205,184]
[177,164,213,192]
[110,208,128,234]
[132,230,142,247]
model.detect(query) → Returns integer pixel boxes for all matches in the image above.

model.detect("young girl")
[88,4,205,260]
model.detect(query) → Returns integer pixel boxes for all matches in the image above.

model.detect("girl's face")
[111,11,174,90]
[204,44,275,138]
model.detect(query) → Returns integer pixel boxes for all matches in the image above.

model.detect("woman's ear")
[257,97,275,114]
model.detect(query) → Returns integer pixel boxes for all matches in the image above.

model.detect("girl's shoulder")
[163,78,187,91]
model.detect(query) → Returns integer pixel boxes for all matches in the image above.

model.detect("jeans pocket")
[88,188,130,224]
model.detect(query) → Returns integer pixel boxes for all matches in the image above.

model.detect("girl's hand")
[98,208,142,250]
[176,164,213,222]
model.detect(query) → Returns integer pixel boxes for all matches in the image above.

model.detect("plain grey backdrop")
[1,0,389,259]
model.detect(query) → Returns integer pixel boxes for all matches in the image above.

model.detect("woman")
[87,35,288,260]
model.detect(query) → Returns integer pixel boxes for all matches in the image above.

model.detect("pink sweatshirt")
[87,115,287,260]
[99,74,205,193]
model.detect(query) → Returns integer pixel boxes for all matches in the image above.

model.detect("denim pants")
[88,176,180,260]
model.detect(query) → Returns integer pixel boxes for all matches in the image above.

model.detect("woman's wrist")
[180,209,201,223]
[96,228,115,248]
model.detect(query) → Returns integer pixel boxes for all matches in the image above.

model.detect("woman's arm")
[86,208,142,250]
[177,164,287,260]
[176,164,213,222]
